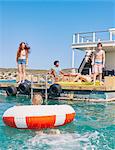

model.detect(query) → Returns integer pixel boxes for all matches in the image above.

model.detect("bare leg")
[22,64,26,82]
[99,73,102,82]
[79,75,92,82]
[18,64,22,83]
[51,70,56,78]
[73,75,80,82]
[99,73,104,85]
[93,73,97,85]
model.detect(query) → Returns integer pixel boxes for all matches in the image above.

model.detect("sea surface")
[0,93,115,150]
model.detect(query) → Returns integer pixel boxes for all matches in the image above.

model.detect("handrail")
[72,29,115,44]
[30,74,54,103]
[78,51,93,74]
[74,30,108,35]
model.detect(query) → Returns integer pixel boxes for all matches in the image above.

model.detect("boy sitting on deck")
[49,60,93,83]
[49,60,64,82]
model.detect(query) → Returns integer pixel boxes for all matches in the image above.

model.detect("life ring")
[49,84,62,97]
[6,86,17,96]
[18,80,31,94]
[2,105,75,129]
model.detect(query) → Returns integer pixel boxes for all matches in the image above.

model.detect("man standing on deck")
[92,42,105,85]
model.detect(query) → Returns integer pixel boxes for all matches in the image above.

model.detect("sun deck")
[72,28,115,49]
[71,28,115,71]
[72,40,115,51]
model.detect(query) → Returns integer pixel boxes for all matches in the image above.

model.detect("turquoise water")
[0,94,115,150]
[0,80,16,83]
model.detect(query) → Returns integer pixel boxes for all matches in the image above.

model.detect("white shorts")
[93,64,103,74]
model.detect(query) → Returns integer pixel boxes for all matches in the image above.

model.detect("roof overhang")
[72,41,115,52]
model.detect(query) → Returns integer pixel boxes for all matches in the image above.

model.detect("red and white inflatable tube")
[2,105,75,129]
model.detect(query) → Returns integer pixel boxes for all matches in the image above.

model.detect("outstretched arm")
[26,52,28,65]
[16,50,20,67]
[60,70,64,75]
[50,69,56,77]
[102,51,105,68]
[16,51,18,62]
[91,52,95,66]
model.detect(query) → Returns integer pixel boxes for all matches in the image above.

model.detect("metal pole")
[93,32,96,42]
[30,74,33,103]
[72,34,76,44]
[77,33,80,43]
[72,49,75,68]
[110,31,113,41]
[89,68,91,75]
[81,37,84,43]
[38,74,40,84]
[45,75,48,102]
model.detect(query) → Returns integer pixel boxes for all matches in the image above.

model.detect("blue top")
[51,66,61,76]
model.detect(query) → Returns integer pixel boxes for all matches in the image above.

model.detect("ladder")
[79,50,93,74]
[30,74,54,103]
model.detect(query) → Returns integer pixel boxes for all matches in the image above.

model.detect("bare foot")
[100,81,104,86]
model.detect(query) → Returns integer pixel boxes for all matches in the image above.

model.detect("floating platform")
[0,76,115,102]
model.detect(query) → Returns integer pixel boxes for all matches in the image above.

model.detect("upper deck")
[72,28,115,51]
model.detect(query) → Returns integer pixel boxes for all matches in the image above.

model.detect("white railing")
[30,74,54,102]
[72,28,115,44]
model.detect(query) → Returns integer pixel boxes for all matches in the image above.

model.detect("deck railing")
[30,74,54,103]
[72,28,115,44]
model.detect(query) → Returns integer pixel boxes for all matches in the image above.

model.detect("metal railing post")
[93,32,96,42]
[89,68,91,75]
[45,75,48,103]
[30,74,33,103]
[37,74,40,84]
[77,33,80,43]
[81,37,84,43]
[110,31,113,41]
[72,49,75,68]
[72,34,76,44]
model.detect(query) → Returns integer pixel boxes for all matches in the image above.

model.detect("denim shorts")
[18,59,26,65]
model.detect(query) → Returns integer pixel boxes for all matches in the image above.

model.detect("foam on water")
[26,131,99,150]
[26,129,115,150]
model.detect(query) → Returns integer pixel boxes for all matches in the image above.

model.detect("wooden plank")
[59,84,108,91]
[73,98,115,102]
[52,97,115,102]
[105,76,115,86]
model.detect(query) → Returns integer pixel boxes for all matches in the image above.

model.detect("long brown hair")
[16,42,30,62]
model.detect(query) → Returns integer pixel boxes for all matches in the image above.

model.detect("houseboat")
[0,28,115,102]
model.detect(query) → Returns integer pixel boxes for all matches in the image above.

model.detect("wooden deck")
[0,78,115,102]
[0,81,115,92]
[0,77,115,92]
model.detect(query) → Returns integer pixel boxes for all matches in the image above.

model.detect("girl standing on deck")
[16,42,30,84]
